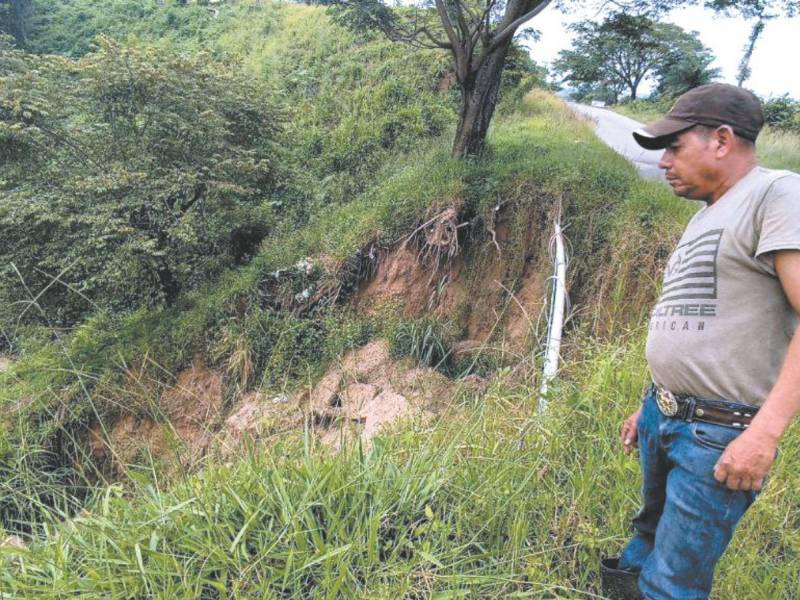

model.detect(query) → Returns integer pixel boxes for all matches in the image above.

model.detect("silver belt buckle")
[656,387,679,417]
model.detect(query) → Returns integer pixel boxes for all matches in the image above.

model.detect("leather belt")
[651,384,758,429]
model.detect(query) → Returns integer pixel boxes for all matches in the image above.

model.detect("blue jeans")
[618,387,757,599]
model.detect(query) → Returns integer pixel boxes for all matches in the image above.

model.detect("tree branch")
[435,0,467,79]
[488,0,552,52]
[473,0,498,47]
[453,0,472,44]
[434,0,462,47]
[387,24,452,49]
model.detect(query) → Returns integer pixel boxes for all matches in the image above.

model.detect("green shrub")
[762,94,800,133]
[25,0,216,56]
[0,37,283,331]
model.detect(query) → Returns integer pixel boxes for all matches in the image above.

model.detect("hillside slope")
[2,2,798,598]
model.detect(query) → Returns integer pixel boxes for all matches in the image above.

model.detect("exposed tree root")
[403,207,468,284]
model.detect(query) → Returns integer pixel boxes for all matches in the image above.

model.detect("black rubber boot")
[600,557,644,599]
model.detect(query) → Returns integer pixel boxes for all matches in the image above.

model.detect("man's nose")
[658,151,670,170]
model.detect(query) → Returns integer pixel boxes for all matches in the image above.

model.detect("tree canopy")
[553,13,718,103]
[609,0,799,87]
[654,37,720,99]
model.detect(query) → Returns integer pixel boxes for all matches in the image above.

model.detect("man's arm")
[714,249,800,491]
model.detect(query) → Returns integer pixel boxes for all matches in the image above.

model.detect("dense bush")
[762,94,800,133]
[0,36,283,332]
[24,0,217,56]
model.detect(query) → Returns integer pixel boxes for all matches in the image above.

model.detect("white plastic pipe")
[539,220,567,413]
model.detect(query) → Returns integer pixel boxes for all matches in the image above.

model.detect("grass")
[756,127,800,172]
[612,100,668,125]
[3,335,799,598]
[0,86,690,531]
[2,337,651,598]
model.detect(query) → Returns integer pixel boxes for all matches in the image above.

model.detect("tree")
[0,0,29,45]
[691,1,799,87]
[553,13,716,103]
[762,93,800,132]
[616,0,799,87]
[326,0,553,157]
[679,1,786,87]
[313,0,791,156]
[654,29,720,98]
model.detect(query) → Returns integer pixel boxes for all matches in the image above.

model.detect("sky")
[522,4,800,99]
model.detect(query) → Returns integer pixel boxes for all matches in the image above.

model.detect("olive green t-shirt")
[646,166,800,407]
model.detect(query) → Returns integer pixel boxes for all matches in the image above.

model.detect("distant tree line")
[619,0,799,87]
[551,7,800,130]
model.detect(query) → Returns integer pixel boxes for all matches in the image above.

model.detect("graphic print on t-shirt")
[649,228,723,331]
[659,229,723,302]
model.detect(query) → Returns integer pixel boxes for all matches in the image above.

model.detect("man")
[601,83,800,599]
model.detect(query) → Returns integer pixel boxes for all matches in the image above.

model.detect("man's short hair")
[687,124,757,149]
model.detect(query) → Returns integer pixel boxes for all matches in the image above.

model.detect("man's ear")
[713,125,735,157]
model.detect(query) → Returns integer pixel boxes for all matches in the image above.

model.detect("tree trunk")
[8,0,28,45]
[628,75,642,101]
[736,19,764,87]
[452,39,513,158]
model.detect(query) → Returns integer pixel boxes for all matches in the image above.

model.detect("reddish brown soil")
[215,391,302,459]
[354,215,549,352]
[437,71,457,92]
[86,201,559,474]
[89,355,226,474]
[305,340,476,449]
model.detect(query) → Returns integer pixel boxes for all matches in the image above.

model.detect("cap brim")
[632,118,695,150]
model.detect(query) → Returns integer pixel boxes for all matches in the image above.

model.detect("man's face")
[658,128,718,202]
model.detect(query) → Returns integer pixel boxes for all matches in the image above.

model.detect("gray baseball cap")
[632,83,765,150]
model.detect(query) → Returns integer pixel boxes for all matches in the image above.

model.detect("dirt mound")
[89,355,226,474]
[161,355,225,450]
[214,391,301,459]
[87,342,456,473]
[305,340,472,448]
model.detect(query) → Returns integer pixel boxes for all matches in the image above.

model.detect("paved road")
[568,102,666,181]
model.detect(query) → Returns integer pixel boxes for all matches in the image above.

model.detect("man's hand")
[713,427,778,491]
[621,407,642,455]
